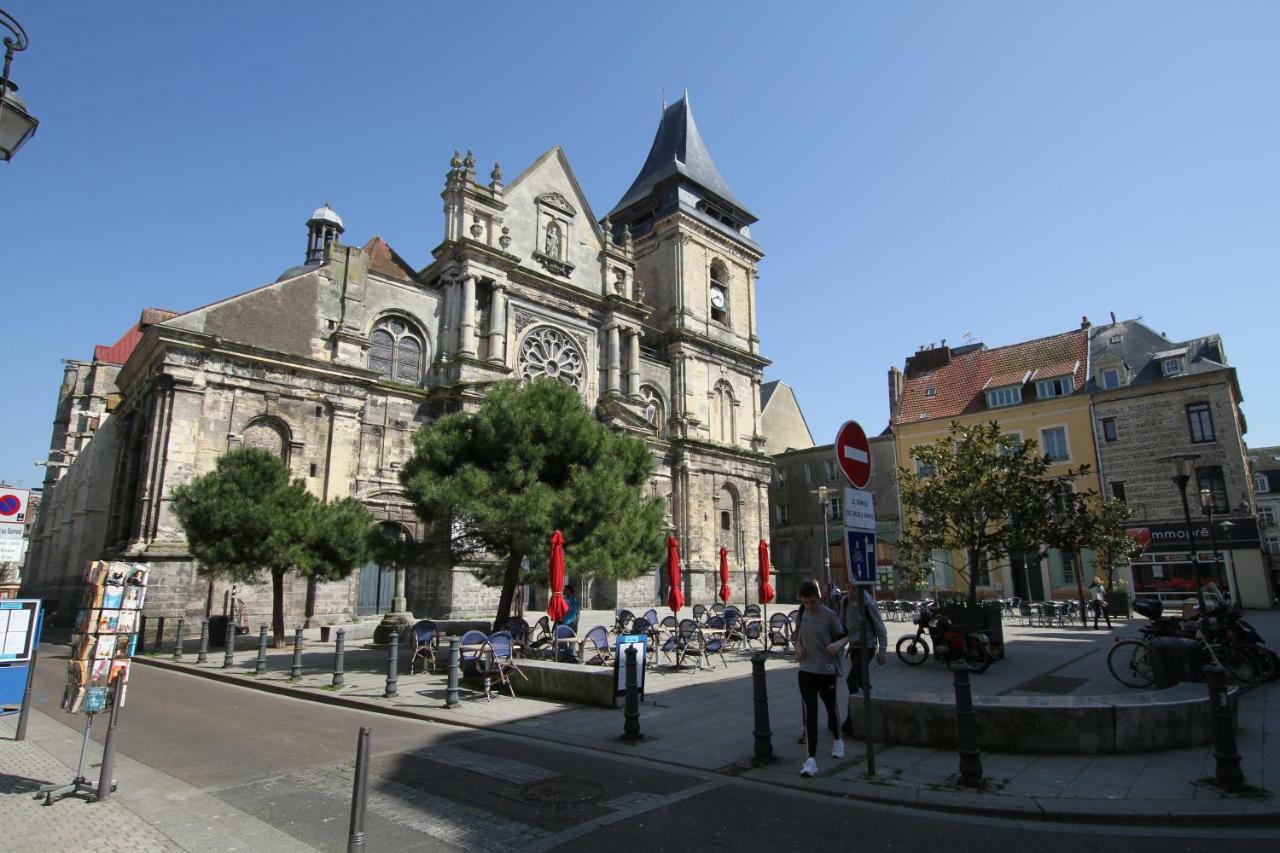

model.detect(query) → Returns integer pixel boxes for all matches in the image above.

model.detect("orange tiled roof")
[362,236,416,282]
[895,328,1088,424]
[93,308,180,365]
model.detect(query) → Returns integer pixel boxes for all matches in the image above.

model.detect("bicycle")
[1106,602,1261,690]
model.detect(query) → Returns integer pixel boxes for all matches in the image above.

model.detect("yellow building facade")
[889,321,1102,600]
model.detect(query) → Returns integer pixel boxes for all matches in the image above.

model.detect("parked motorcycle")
[895,605,992,673]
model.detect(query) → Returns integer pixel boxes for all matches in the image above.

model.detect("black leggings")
[797,671,839,758]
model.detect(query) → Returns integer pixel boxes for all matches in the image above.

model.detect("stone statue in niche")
[613,269,625,294]
[545,222,562,259]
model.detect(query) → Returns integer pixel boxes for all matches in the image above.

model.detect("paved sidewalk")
[0,710,318,852]
[130,606,1280,826]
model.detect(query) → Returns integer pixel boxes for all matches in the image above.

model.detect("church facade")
[23,97,775,625]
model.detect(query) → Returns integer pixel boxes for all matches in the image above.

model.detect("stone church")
[23,96,775,625]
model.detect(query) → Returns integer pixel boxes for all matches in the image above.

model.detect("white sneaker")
[800,757,818,777]
[831,739,845,759]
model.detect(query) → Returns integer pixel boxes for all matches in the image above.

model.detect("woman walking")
[794,580,845,777]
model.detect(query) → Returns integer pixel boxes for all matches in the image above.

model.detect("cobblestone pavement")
[0,715,177,852]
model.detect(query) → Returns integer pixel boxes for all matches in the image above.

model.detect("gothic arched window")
[370,317,427,386]
[519,326,585,390]
[711,380,736,445]
[639,385,665,436]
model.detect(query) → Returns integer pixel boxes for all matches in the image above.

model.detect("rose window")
[519,326,584,390]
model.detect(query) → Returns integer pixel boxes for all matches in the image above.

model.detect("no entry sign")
[834,421,871,489]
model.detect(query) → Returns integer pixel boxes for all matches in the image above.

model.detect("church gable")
[160,269,330,361]
[502,147,605,296]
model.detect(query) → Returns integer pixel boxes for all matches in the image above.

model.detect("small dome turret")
[304,203,345,265]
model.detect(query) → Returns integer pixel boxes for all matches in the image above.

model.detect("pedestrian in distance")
[793,580,846,777]
[562,584,580,634]
[1088,577,1111,629]
[838,585,887,736]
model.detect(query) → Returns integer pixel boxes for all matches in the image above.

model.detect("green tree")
[173,448,373,645]
[400,378,665,631]
[897,422,1058,607]
[1091,497,1144,591]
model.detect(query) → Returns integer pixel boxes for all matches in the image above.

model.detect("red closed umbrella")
[758,540,775,605]
[546,530,568,622]
[718,546,731,603]
[666,535,684,615]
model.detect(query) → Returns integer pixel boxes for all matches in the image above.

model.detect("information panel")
[0,600,38,663]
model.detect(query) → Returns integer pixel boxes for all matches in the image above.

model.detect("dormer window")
[986,385,1021,408]
[1255,472,1270,494]
[1100,368,1122,390]
[1035,375,1074,399]
[1163,357,1184,376]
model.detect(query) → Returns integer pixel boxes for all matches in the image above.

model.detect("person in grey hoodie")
[838,585,887,736]
[794,580,846,777]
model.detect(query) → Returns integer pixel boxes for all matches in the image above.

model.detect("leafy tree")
[897,422,1058,607]
[173,448,372,645]
[1091,497,1144,591]
[400,378,666,631]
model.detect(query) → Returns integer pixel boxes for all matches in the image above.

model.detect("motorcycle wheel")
[1214,646,1261,690]
[896,635,928,665]
[963,636,992,673]
[1107,639,1155,688]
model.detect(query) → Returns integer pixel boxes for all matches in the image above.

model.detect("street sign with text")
[834,421,871,489]
[843,489,875,531]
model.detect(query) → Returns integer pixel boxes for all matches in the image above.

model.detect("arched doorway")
[356,521,406,616]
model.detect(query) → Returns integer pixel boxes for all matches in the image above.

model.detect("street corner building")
[21,96,777,627]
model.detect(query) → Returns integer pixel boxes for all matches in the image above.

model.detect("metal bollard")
[750,653,773,761]
[445,637,460,708]
[622,646,643,742]
[255,624,269,674]
[1204,664,1244,786]
[347,726,371,852]
[384,633,399,698]
[222,620,235,669]
[333,628,346,688]
[951,663,984,787]
[290,626,304,680]
[171,617,186,660]
[197,619,209,663]
[153,616,166,655]
[138,614,148,654]
[94,689,123,802]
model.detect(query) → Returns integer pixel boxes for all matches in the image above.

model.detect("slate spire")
[609,93,755,226]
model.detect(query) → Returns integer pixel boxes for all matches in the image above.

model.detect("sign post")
[835,420,877,778]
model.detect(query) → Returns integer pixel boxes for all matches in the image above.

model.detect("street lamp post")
[811,485,831,594]
[0,9,39,161]
[1199,487,1227,602]
[1159,453,1207,615]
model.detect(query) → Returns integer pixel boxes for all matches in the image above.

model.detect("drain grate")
[1015,675,1087,694]
[518,778,604,811]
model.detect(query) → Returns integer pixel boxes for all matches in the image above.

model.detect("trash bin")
[208,615,230,648]
[1148,636,1203,688]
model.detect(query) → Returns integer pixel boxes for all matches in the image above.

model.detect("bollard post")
[445,637,460,708]
[222,620,235,669]
[384,633,400,698]
[622,646,643,742]
[171,617,186,660]
[153,616,166,655]
[95,688,123,802]
[197,618,209,664]
[951,662,984,787]
[333,628,346,688]
[1204,664,1244,786]
[347,726,372,852]
[290,626,304,681]
[138,614,148,654]
[859,616,876,777]
[750,653,773,761]
[255,624,269,674]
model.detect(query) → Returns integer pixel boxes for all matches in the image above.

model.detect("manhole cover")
[518,779,603,810]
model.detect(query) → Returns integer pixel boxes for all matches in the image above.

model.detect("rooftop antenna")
[961,331,974,345]
[661,89,666,113]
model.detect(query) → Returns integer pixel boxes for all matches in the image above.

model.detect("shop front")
[1125,518,1271,610]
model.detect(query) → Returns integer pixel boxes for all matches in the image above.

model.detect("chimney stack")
[888,366,904,423]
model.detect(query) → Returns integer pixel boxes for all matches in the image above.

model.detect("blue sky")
[3,2,1278,489]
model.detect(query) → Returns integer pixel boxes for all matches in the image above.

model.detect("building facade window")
[1101,417,1118,443]
[1266,535,1280,556]
[1254,472,1269,493]
[1040,426,1069,462]
[824,459,838,481]
[709,260,729,325]
[1163,357,1184,376]
[1111,481,1127,502]
[519,326,585,390]
[1258,505,1275,526]
[1101,368,1121,389]
[1186,403,1215,443]
[986,386,1021,408]
[776,503,790,526]
[370,317,427,385]
[803,463,811,484]
[1035,375,1073,399]
[827,495,842,521]
[776,467,787,488]
[925,386,937,397]
[1196,466,1229,513]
